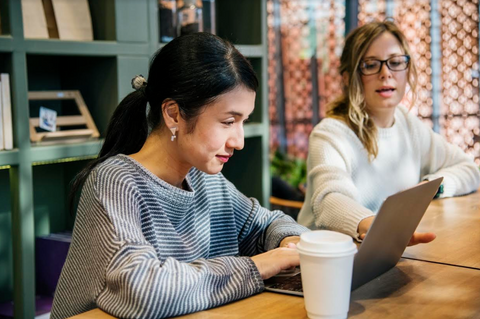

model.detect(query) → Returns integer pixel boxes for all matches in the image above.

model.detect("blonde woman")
[297,21,480,244]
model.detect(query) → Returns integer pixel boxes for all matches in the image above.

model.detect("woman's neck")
[367,107,396,128]
[129,131,190,189]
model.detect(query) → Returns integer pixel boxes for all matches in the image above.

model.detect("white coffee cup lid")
[297,230,357,257]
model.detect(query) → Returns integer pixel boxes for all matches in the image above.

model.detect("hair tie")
[131,75,148,90]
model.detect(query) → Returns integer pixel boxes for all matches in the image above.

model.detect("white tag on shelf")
[39,106,57,132]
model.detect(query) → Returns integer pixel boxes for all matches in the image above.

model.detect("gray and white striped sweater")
[51,155,308,319]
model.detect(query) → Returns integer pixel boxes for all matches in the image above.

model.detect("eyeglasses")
[359,55,410,76]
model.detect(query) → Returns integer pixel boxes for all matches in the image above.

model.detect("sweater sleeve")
[306,122,375,239]
[98,243,263,319]
[224,178,309,255]
[412,114,480,197]
[92,171,265,319]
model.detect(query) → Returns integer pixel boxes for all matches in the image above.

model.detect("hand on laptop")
[251,245,300,280]
[358,216,436,246]
[279,236,300,247]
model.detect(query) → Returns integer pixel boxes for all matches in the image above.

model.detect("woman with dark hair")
[51,33,308,319]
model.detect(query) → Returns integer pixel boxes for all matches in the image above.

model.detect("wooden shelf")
[0,149,19,166]
[236,45,265,58]
[23,39,150,56]
[0,36,13,52]
[244,122,266,138]
[30,140,103,165]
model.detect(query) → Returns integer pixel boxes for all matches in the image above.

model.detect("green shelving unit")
[0,1,269,318]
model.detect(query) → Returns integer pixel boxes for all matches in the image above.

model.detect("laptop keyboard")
[265,273,303,293]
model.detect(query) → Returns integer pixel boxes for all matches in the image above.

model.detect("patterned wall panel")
[281,0,311,159]
[267,0,344,159]
[316,0,345,119]
[393,0,434,127]
[441,0,480,163]
[358,0,387,25]
[270,0,480,164]
[267,0,281,153]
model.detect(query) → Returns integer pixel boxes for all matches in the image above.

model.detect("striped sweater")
[51,155,308,319]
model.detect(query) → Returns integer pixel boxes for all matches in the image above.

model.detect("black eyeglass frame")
[359,55,411,76]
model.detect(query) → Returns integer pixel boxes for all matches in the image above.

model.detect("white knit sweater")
[297,105,480,238]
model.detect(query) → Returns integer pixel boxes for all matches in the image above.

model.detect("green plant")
[270,150,307,189]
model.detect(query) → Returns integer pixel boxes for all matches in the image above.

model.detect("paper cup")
[297,230,357,319]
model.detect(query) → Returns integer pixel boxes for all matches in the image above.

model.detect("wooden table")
[70,190,480,319]
[72,259,480,319]
[402,190,480,269]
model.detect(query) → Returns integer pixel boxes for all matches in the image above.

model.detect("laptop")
[264,177,443,296]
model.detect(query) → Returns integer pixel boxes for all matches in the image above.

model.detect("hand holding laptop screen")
[358,214,436,246]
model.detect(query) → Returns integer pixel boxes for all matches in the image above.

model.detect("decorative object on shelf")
[43,0,60,38]
[28,90,99,144]
[21,0,49,39]
[159,0,177,43]
[42,0,93,41]
[0,73,13,150]
[202,0,216,34]
[39,106,57,132]
[177,0,203,36]
[160,0,215,42]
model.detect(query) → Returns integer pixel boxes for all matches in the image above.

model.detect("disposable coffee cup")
[297,230,357,319]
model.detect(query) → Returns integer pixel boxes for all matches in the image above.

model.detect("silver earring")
[170,127,177,142]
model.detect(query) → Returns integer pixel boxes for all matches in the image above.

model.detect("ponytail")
[68,89,148,212]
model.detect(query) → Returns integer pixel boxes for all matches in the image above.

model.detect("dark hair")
[69,32,258,211]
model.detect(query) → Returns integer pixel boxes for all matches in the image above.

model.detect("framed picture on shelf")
[28,90,99,144]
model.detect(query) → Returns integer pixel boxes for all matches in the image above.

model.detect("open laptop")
[264,177,443,295]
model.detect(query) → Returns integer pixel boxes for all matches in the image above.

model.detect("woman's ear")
[162,99,180,128]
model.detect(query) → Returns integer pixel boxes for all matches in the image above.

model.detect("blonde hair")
[327,21,418,160]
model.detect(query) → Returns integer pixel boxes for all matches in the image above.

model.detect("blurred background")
[267,0,480,207]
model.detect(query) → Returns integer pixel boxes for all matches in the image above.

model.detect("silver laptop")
[264,177,443,295]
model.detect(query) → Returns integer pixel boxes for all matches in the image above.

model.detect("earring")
[170,127,177,142]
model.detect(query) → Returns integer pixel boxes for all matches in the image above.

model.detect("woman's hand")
[279,236,300,247]
[407,232,436,246]
[358,216,436,246]
[251,245,300,280]
[358,216,375,239]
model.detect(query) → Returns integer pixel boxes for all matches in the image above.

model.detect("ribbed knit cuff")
[314,192,375,240]
[440,175,457,197]
[422,174,457,198]
[264,216,310,251]
[244,257,265,292]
